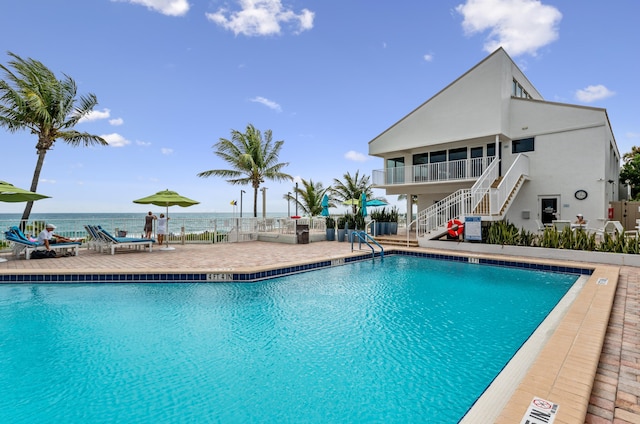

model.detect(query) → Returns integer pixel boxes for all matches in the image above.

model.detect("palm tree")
[331,170,375,214]
[284,179,331,216]
[198,124,293,217]
[0,52,108,223]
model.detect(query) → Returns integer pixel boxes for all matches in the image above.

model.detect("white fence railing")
[373,156,495,186]
[0,216,332,249]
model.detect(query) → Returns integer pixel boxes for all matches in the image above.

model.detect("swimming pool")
[0,255,578,423]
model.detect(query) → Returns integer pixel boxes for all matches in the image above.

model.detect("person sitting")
[575,214,586,225]
[37,224,73,250]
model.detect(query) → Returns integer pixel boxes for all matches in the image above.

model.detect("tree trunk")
[20,150,47,229]
[253,187,258,217]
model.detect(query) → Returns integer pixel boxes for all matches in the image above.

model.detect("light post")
[287,192,291,217]
[261,187,268,218]
[240,190,246,218]
[295,182,298,217]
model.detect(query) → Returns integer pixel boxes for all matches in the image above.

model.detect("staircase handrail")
[470,157,499,210]
[490,154,529,214]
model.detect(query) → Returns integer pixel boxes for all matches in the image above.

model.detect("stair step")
[373,236,419,247]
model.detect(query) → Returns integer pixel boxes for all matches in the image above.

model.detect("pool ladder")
[351,231,384,259]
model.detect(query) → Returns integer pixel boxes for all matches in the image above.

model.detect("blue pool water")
[0,256,578,423]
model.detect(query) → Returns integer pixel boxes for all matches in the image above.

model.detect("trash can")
[296,224,309,244]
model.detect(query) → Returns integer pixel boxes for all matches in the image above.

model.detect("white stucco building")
[369,48,620,242]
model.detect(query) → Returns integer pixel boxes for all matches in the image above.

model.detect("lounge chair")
[91,225,155,255]
[4,226,81,260]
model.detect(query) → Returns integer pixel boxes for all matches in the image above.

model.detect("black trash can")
[296,224,309,244]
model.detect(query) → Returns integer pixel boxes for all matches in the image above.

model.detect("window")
[429,151,446,163]
[487,143,496,157]
[412,153,428,165]
[512,79,532,99]
[386,157,404,184]
[470,147,484,177]
[448,147,467,161]
[512,137,534,153]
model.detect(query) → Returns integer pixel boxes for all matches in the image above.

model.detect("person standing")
[144,211,157,238]
[157,213,169,246]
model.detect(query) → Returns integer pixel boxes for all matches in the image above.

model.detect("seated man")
[37,223,73,250]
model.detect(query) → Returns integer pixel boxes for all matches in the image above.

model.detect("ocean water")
[0,212,288,238]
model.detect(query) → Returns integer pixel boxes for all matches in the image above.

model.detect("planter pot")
[337,229,346,242]
[326,228,335,241]
[389,222,398,235]
[381,222,390,235]
[346,229,354,242]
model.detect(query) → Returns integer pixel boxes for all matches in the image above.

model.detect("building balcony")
[372,157,495,187]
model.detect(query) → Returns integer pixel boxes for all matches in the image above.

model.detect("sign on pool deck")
[464,216,482,241]
[520,397,559,424]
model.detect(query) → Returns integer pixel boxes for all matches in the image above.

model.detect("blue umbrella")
[360,193,367,217]
[321,194,330,216]
[365,199,387,207]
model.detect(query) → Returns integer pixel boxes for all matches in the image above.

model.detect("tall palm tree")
[198,124,293,217]
[0,52,107,223]
[331,170,375,214]
[284,179,331,216]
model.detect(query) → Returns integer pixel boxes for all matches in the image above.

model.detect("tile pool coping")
[0,249,594,283]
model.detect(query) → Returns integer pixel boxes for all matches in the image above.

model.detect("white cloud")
[114,0,189,16]
[456,0,562,56]
[101,133,131,147]
[39,178,56,184]
[78,108,110,123]
[109,118,124,126]
[627,132,640,139]
[345,150,370,162]
[423,53,434,62]
[161,148,174,155]
[206,0,315,36]
[250,96,282,112]
[136,140,152,147]
[575,84,615,103]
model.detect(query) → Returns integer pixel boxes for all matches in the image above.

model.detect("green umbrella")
[133,189,199,250]
[0,181,50,202]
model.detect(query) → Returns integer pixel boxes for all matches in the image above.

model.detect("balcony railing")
[372,156,495,186]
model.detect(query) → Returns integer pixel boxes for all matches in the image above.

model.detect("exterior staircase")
[415,154,530,241]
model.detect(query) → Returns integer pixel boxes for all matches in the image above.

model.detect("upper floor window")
[387,157,404,168]
[512,137,534,153]
[512,79,532,99]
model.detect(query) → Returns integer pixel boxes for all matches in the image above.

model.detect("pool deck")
[0,241,638,424]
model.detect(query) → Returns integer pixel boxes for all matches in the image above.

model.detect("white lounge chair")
[93,225,155,255]
[4,227,80,260]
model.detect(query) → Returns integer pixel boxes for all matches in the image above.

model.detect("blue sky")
[1,0,638,215]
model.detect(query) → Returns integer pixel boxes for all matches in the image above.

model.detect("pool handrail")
[351,230,384,258]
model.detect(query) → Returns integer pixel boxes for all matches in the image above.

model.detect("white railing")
[415,154,529,239]
[0,216,331,249]
[490,154,529,214]
[373,157,494,186]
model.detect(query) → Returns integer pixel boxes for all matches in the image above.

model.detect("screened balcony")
[372,156,495,186]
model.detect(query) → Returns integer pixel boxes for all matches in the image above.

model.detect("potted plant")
[389,207,399,235]
[337,216,346,242]
[325,217,335,241]
[344,214,356,242]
